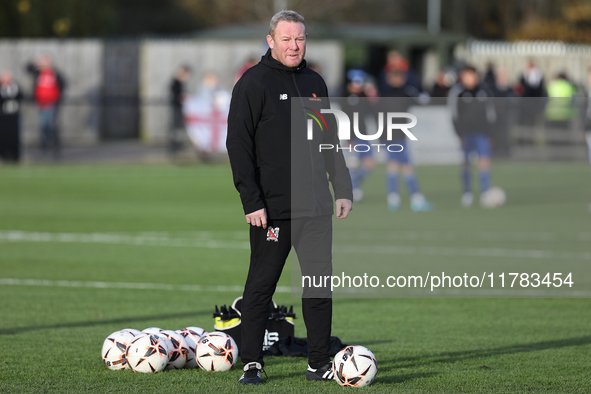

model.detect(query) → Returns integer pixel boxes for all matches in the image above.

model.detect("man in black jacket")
[226,10,353,385]
[169,65,191,155]
[0,70,23,162]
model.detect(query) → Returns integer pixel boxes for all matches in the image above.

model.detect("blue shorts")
[462,134,491,161]
[387,139,410,164]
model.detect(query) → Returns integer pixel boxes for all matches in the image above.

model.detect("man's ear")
[266,34,274,49]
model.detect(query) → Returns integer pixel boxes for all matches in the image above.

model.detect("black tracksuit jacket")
[226,49,352,220]
[448,82,497,137]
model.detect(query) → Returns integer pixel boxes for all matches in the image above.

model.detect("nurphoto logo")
[303,107,418,152]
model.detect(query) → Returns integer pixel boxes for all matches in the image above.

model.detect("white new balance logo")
[279,94,288,100]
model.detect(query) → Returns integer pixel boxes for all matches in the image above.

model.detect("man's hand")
[246,208,267,228]
[335,199,353,219]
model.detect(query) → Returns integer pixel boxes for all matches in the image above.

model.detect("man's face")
[387,72,406,88]
[38,56,51,70]
[267,20,306,68]
[0,71,12,85]
[461,70,479,89]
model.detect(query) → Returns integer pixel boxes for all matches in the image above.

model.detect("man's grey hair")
[269,10,305,36]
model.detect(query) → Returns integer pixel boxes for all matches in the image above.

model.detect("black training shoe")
[239,362,263,385]
[306,362,335,381]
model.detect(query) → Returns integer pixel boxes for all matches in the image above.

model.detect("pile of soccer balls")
[102,327,378,387]
[101,327,238,373]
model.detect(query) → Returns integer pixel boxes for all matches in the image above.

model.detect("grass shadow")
[375,372,440,385]
[385,335,591,369]
[0,310,211,335]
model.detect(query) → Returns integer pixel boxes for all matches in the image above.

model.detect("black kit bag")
[213,296,296,355]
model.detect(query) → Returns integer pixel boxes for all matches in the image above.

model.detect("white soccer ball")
[195,332,238,372]
[161,330,188,370]
[142,327,163,334]
[126,333,170,373]
[121,328,143,336]
[480,187,506,208]
[176,327,207,369]
[101,330,138,370]
[333,345,378,387]
[181,335,198,369]
[177,326,207,338]
[207,331,229,338]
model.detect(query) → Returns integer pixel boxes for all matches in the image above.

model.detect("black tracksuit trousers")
[240,215,333,369]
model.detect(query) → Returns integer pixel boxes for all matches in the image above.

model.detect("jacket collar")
[260,48,306,73]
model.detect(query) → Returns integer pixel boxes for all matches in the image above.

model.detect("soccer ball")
[121,328,143,336]
[207,331,229,338]
[480,187,506,208]
[333,346,378,387]
[126,333,170,373]
[177,326,207,338]
[195,332,238,371]
[101,330,137,370]
[142,327,163,334]
[181,335,198,369]
[155,333,175,368]
[160,330,188,370]
[176,327,207,369]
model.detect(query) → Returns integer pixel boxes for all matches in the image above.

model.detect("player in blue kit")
[448,65,497,207]
[380,70,433,212]
[345,68,432,212]
[341,69,376,203]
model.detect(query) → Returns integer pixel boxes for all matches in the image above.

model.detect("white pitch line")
[4,278,586,297]
[336,244,591,261]
[335,230,560,242]
[0,278,291,294]
[0,230,250,250]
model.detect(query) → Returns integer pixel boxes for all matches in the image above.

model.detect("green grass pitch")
[0,162,590,393]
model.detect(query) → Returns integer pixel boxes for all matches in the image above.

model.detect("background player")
[380,69,433,212]
[448,65,497,207]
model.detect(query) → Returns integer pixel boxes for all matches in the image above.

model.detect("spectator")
[545,72,577,124]
[169,65,191,155]
[431,70,453,97]
[513,60,546,126]
[26,55,66,156]
[517,59,546,97]
[484,61,496,90]
[0,70,23,162]
[183,72,230,161]
[491,68,517,157]
[234,57,257,83]
[491,68,515,98]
